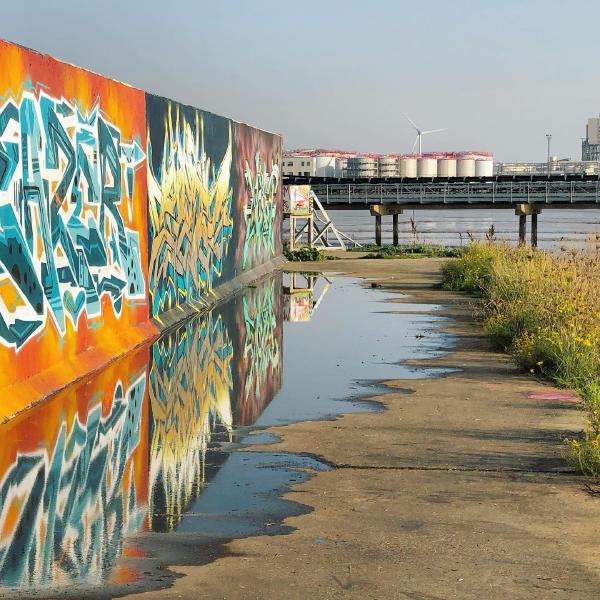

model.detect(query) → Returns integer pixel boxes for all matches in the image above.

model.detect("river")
[322,208,600,250]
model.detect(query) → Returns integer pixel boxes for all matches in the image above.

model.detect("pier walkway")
[284,175,600,246]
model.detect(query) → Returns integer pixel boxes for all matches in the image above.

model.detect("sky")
[1,0,599,161]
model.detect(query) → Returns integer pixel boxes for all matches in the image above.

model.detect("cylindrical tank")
[315,156,336,177]
[347,157,378,177]
[399,157,417,178]
[357,156,378,177]
[457,158,475,177]
[437,158,457,177]
[475,159,493,177]
[417,157,437,178]
[378,156,399,177]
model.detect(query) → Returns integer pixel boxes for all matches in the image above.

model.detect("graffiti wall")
[233,123,282,272]
[0,40,151,390]
[146,96,282,320]
[146,96,235,318]
[0,40,282,400]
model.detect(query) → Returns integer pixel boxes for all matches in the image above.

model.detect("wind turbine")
[404,114,447,155]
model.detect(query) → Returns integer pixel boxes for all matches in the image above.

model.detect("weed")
[441,243,600,479]
[284,246,326,262]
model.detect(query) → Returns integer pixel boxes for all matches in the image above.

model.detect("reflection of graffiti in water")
[0,374,146,587]
[0,91,146,349]
[239,279,282,423]
[242,153,279,269]
[149,312,233,530]
[147,103,233,318]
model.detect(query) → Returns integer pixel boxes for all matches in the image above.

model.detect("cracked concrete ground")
[126,256,600,600]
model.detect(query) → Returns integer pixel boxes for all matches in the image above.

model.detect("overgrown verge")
[441,243,600,478]
[284,246,327,262]
[350,243,464,259]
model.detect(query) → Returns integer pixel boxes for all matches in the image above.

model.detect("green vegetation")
[372,244,463,259]
[441,243,600,479]
[348,243,380,252]
[350,243,464,259]
[283,246,326,262]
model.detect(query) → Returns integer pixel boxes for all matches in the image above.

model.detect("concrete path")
[127,257,600,600]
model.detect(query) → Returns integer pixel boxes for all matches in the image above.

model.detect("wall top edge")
[145,91,282,141]
[0,37,282,141]
[0,37,145,93]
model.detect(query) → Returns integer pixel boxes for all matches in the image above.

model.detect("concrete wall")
[146,96,282,322]
[0,40,282,405]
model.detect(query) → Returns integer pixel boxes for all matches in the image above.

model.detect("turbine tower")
[404,114,447,155]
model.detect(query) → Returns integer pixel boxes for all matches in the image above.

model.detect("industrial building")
[496,159,599,176]
[282,150,352,177]
[582,115,600,161]
[283,149,495,178]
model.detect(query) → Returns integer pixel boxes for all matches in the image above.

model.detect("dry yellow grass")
[442,243,600,478]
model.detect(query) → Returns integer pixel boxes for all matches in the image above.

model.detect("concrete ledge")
[0,320,160,425]
[151,255,288,334]
[369,205,404,216]
[515,204,542,216]
[0,254,287,424]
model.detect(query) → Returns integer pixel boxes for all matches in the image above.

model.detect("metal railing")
[284,176,600,208]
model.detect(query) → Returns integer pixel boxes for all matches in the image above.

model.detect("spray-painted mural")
[0,39,282,417]
[146,96,234,319]
[146,97,282,321]
[0,40,150,391]
[0,347,149,588]
[233,123,282,272]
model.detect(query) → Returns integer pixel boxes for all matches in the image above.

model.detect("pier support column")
[515,204,542,248]
[518,215,527,246]
[307,215,314,248]
[375,215,382,246]
[531,212,538,248]
[370,205,403,247]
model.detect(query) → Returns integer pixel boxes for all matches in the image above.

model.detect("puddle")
[0,271,455,598]
[257,274,456,426]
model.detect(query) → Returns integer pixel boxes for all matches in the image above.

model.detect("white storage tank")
[457,158,475,177]
[314,156,336,177]
[417,157,437,178]
[475,159,493,177]
[437,158,457,177]
[399,157,417,178]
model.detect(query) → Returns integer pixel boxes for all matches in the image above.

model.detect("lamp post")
[546,134,552,176]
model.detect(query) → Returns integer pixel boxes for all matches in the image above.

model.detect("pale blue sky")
[1,0,599,161]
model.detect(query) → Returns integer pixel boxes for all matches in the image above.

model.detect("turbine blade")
[403,113,419,131]
[421,128,447,135]
[412,135,419,152]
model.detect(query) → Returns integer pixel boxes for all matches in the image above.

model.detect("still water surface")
[0,272,454,597]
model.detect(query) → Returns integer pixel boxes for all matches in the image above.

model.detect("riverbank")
[442,243,600,479]
[127,254,600,599]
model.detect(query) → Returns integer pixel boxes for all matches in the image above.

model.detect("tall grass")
[441,243,600,478]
